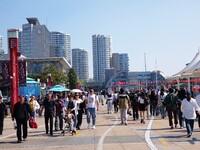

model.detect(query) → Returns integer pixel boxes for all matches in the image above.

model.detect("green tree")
[28,65,68,85]
[68,68,78,89]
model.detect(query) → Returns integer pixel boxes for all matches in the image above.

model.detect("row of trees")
[28,65,78,89]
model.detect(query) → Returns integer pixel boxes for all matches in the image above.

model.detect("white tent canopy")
[173,51,200,77]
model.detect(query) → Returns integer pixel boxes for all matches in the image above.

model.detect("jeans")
[178,110,184,128]
[87,108,96,126]
[55,113,63,130]
[16,118,27,141]
[32,111,36,120]
[160,106,166,118]
[185,118,194,135]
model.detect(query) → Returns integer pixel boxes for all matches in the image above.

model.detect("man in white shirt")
[181,91,200,137]
[195,92,200,128]
[85,88,99,129]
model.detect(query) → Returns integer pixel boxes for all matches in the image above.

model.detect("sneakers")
[92,126,96,129]
[23,138,27,141]
[125,123,128,125]
[87,124,90,129]
[171,126,174,129]
[187,133,192,138]
[17,140,22,143]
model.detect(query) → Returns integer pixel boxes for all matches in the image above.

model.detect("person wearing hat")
[117,88,130,125]
[12,95,33,143]
[0,96,7,135]
[181,91,200,137]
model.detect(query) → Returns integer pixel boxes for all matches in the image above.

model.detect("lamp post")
[8,29,21,113]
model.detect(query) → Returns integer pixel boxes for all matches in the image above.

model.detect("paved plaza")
[1,105,200,150]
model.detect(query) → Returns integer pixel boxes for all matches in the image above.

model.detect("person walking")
[37,95,43,117]
[86,88,99,129]
[106,93,114,114]
[158,89,167,119]
[41,93,56,136]
[113,91,119,113]
[29,95,40,120]
[55,95,64,131]
[181,91,200,137]
[195,92,200,128]
[118,88,130,125]
[164,88,179,129]
[75,93,84,130]
[0,96,7,135]
[129,92,139,121]
[149,90,158,116]
[64,94,77,133]
[12,96,33,143]
[138,92,147,124]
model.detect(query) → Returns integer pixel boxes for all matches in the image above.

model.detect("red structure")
[8,29,21,113]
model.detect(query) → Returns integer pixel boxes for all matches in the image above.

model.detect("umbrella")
[71,89,82,93]
[48,85,70,92]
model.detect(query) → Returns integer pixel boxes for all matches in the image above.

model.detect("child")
[63,109,76,135]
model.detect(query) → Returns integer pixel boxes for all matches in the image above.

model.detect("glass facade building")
[92,34,112,82]
[18,18,50,58]
[50,32,71,65]
[72,48,89,81]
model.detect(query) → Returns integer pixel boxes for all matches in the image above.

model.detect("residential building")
[72,48,89,81]
[18,18,50,58]
[50,32,71,65]
[111,53,129,74]
[92,34,112,82]
[0,36,4,57]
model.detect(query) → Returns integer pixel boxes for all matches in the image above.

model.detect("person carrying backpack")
[164,88,179,129]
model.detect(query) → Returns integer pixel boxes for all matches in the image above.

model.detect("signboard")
[0,60,27,86]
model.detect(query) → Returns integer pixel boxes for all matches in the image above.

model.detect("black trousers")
[132,106,139,120]
[0,117,4,133]
[77,110,83,128]
[16,118,27,141]
[45,115,53,135]
[167,109,178,126]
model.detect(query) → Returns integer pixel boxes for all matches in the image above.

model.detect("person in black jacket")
[41,93,56,136]
[0,96,7,135]
[12,96,33,143]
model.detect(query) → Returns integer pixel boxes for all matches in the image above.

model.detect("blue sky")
[1,0,200,78]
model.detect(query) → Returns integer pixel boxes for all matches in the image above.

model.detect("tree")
[28,65,68,85]
[68,68,78,89]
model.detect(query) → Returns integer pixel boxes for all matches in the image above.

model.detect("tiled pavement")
[1,105,200,150]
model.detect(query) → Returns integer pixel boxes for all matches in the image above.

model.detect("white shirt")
[181,98,200,119]
[76,99,83,110]
[86,94,98,108]
[138,97,145,104]
[195,94,200,106]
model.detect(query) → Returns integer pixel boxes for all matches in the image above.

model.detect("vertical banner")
[18,61,27,86]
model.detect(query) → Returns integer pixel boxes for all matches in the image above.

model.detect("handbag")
[29,118,38,129]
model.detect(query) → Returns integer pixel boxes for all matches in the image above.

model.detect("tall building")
[0,35,4,57]
[72,48,89,81]
[18,18,50,58]
[111,53,129,74]
[50,32,71,65]
[92,34,112,82]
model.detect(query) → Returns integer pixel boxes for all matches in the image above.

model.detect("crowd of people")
[1,87,200,143]
[103,87,200,138]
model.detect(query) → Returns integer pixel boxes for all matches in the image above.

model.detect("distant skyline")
[1,0,200,78]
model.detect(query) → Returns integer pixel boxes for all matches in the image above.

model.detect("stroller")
[61,109,76,136]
